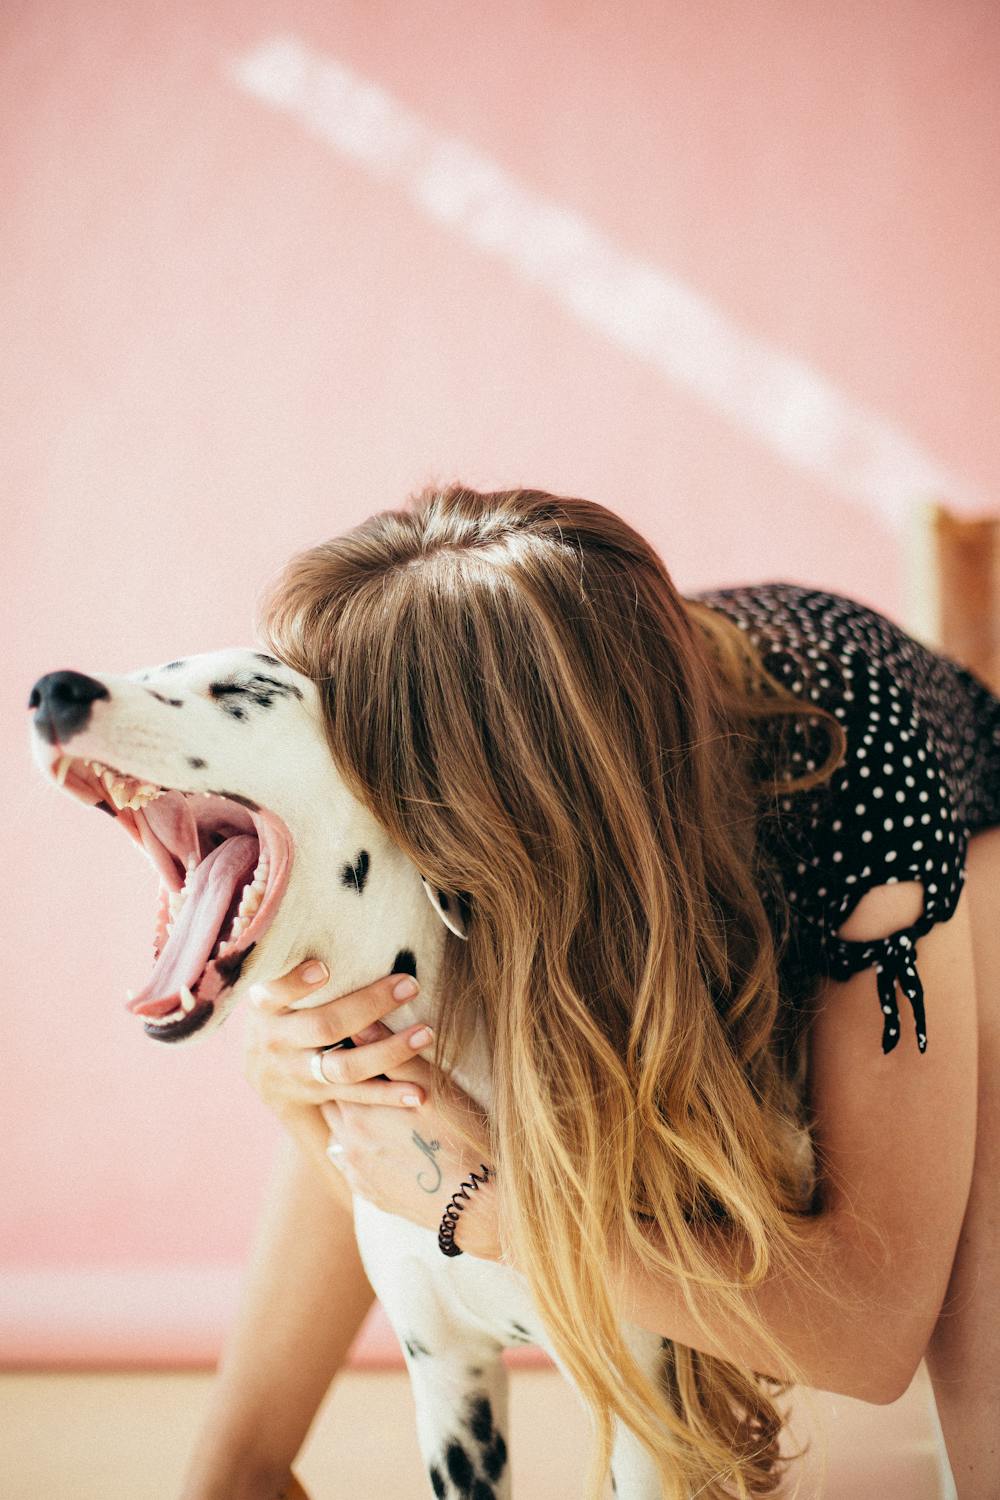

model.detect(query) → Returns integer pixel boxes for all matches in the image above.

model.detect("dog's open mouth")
[47,753,292,1042]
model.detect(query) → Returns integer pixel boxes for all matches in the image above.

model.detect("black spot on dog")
[214,942,256,989]
[610,1472,618,1494]
[341,850,369,894]
[255,653,282,667]
[481,1433,507,1483]
[187,757,207,770]
[508,1322,531,1344]
[250,672,303,700]
[391,948,418,981]
[437,890,451,911]
[206,791,260,812]
[163,660,186,671]
[210,675,302,714]
[429,1468,446,1499]
[467,1396,493,1444]
[445,1442,474,1491]
[95,800,117,817]
[209,683,251,720]
[470,1482,495,1500]
[403,1337,431,1359]
[467,1365,483,1379]
[147,690,184,707]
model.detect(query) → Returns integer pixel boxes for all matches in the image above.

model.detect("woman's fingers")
[314,1075,425,1108]
[242,959,433,1110]
[247,959,332,1011]
[249,964,421,1048]
[307,1024,435,1094]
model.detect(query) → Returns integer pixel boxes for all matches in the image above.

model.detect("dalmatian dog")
[29,649,675,1500]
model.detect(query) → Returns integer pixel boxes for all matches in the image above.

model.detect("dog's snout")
[28,670,110,745]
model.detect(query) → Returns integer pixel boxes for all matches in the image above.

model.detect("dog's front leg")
[402,1336,511,1500]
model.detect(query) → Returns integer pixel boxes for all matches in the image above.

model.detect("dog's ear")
[420,875,471,940]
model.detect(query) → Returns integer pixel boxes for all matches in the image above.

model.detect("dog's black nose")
[28,670,110,745]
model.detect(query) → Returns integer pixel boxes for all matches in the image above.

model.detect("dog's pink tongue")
[127,835,259,1016]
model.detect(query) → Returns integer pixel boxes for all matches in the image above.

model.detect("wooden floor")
[1,1362,955,1498]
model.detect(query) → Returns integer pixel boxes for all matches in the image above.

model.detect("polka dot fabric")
[689,582,1000,1055]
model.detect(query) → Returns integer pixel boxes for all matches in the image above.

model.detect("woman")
[181,486,1000,1500]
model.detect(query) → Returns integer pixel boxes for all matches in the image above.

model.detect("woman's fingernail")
[302,962,328,984]
[401,1093,422,1108]
[392,976,418,1000]
[408,1026,432,1048]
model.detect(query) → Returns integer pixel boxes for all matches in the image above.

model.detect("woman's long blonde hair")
[258,485,850,1499]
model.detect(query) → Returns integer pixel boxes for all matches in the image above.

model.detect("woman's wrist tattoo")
[411,1129,442,1192]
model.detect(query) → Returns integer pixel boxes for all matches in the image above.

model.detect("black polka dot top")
[688,582,1000,1056]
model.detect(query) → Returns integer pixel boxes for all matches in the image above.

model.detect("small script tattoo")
[412,1129,442,1192]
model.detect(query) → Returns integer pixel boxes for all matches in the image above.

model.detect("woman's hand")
[242,961,503,1260]
[243,959,434,1116]
[320,1079,501,1260]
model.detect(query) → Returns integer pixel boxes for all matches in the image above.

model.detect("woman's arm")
[180,1110,375,1500]
[604,884,978,1404]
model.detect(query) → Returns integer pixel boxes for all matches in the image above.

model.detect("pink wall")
[3,0,998,1364]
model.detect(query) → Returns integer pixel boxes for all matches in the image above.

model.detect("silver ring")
[310,1048,332,1085]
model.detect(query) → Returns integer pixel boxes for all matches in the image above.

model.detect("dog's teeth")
[180,984,197,1013]
[126,784,163,810]
[109,779,133,810]
[146,1005,186,1027]
[236,883,264,922]
[54,755,73,787]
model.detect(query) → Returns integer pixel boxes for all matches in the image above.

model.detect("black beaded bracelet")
[437,1163,494,1257]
